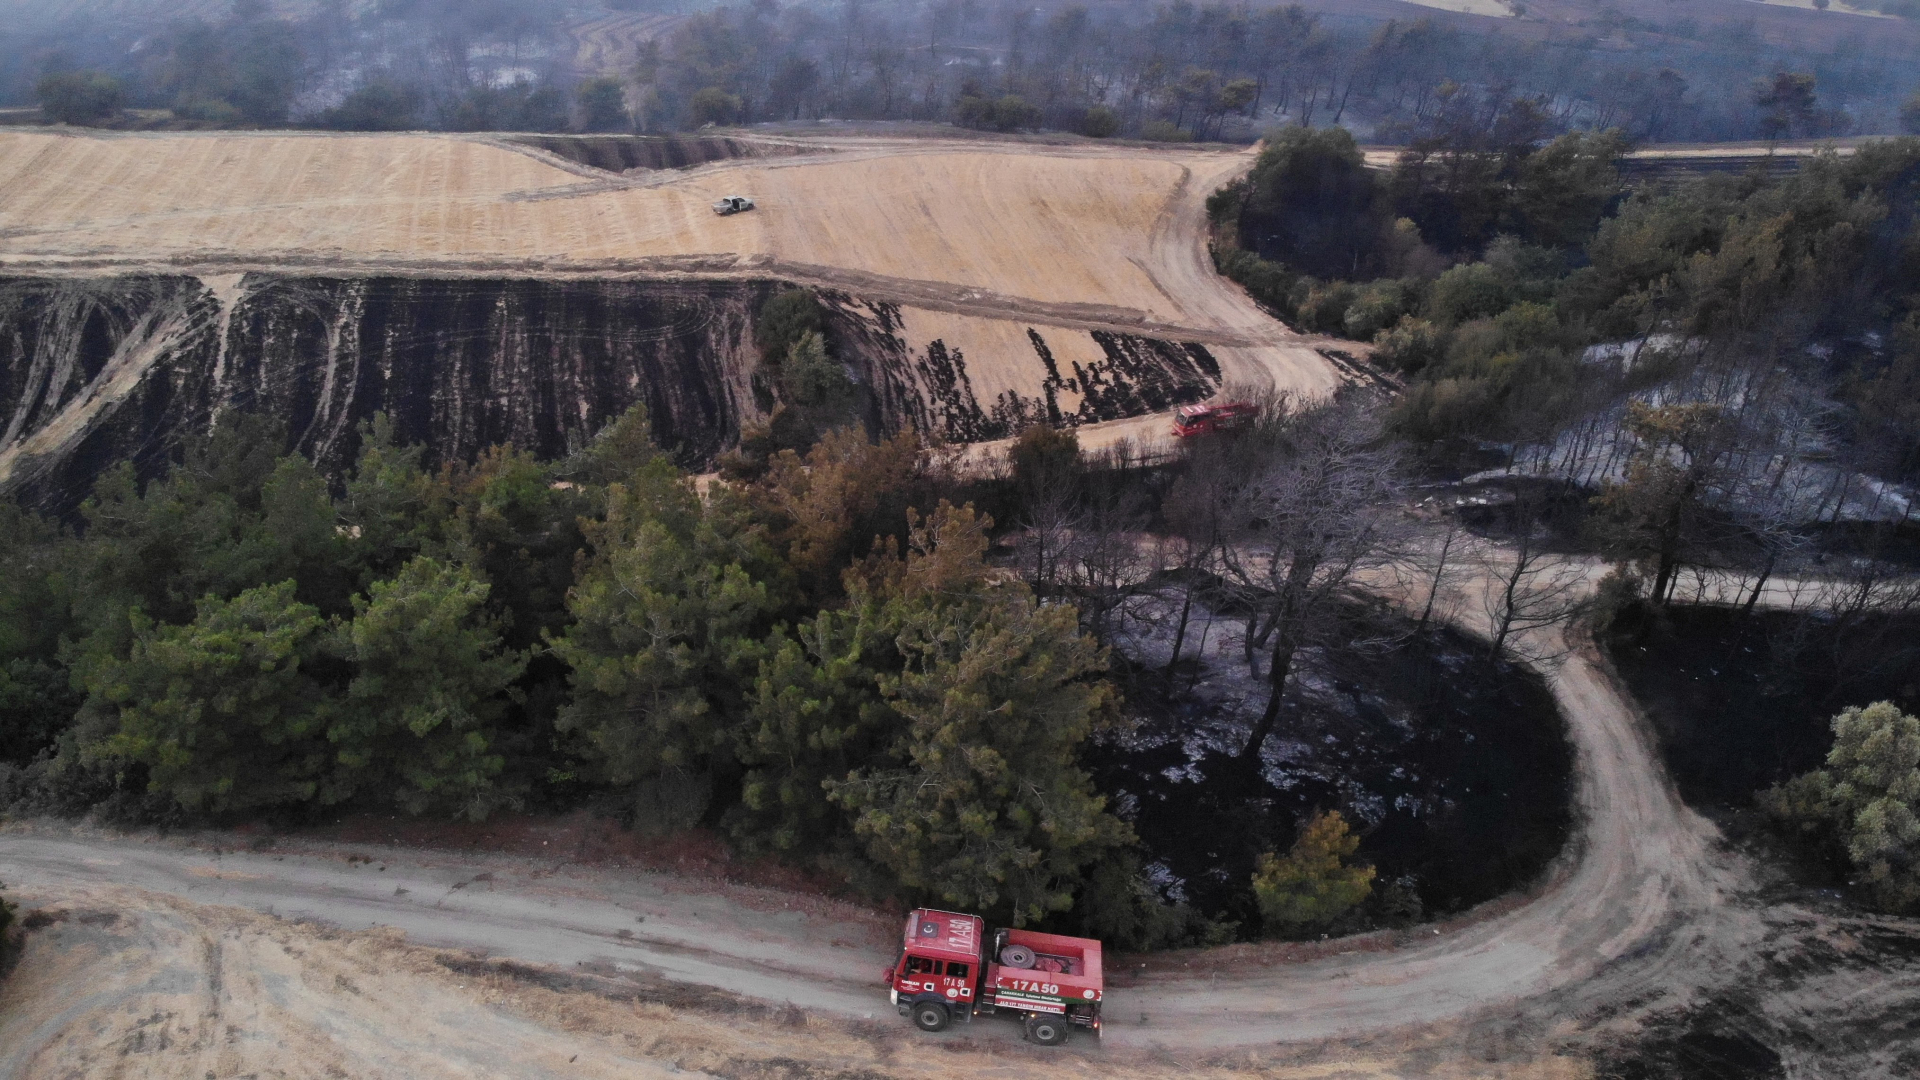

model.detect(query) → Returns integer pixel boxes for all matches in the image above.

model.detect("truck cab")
[887,909,984,1031]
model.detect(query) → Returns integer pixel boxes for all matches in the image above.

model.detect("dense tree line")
[0,404,1145,931]
[0,411,1376,939]
[1226,125,1920,908]
[0,283,1415,941]
[10,1,1919,139]
[1211,128,1920,922]
[1213,132,1920,589]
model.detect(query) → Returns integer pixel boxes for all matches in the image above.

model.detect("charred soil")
[503,134,814,174]
[1090,597,1574,934]
[1604,601,1920,818]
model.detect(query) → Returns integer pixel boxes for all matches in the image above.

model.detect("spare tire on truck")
[911,1002,950,1032]
[1024,1013,1067,1045]
[998,944,1036,968]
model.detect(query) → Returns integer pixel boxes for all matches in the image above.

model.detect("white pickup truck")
[711,195,755,215]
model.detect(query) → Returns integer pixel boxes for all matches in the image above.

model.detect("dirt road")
[1,558,1764,1063]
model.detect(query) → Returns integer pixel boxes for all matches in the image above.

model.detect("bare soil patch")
[1592,907,1920,1079]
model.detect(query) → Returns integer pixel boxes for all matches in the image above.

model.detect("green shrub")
[1293,280,1358,334]
[1206,179,1246,226]
[1075,853,1234,950]
[1343,280,1418,341]
[755,288,825,362]
[1389,375,1501,441]
[1253,811,1375,935]
[956,93,1041,132]
[689,86,742,126]
[1587,566,1643,632]
[1372,315,1448,374]
[1213,246,1299,319]
[1008,424,1080,495]
[35,71,125,126]
[577,76,628,132]
[1493,301,1564,350]
[172,97,244,124]
[1763,701,1920,913]
[780,332,854,412]
[1081,105,1119,138]
[1238,126,1391,279]
[321,78,421,131]
[1426,262,1517,325]
[1139,119,1192,142]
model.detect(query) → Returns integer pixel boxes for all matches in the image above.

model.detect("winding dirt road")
[1,560,1766,1062]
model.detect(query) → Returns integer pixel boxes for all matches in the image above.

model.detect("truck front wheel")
[1024,1014,1067,1046]
[911,1002,950,1032]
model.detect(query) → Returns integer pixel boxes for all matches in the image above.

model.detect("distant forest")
[7,0,1920,141]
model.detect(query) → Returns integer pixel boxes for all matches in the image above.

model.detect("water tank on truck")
[882,908,1103,1046]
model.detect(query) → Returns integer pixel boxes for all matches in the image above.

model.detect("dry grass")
[0,131,1239,321]
[0,129,1343,419]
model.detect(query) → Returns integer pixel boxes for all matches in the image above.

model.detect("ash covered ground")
[1087,582,1574,931]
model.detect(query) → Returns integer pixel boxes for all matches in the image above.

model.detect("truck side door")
[943,961,974,1005]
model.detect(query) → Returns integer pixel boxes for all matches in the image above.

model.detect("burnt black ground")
[1087,602,1574,935]
[1605,602,1920,816]
[1601,600,1920,1077]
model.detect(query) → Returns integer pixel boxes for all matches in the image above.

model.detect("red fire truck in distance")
[885,908,1103,1046]
[1172,400,1256,439]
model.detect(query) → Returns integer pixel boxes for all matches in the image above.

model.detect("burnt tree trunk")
[1166,584,1195,675]
[1240,555,1319,762]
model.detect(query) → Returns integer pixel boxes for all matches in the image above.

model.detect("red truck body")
[1172,400,1256,438]
[886,908,1103,1045]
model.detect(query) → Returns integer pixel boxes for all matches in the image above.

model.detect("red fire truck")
[885,908,1103,1045]
[1172,400,1256,438]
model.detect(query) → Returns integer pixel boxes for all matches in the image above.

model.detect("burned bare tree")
[1721,384,1827,615]
[1006,425,1084,598]
[1062,440,1156,642]
[1594,401,1738,605]
[1408,510,1470,632]
[1476,486,1588,662]
[1160,430,1244,676]
[1215,390,1407,763]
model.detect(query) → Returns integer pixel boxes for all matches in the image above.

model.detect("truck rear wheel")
[911,1002,950,1032]
[1024,1014,1067,1046]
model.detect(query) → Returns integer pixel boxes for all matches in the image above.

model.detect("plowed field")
[0,129,1342,429]
[0,133,1220,319]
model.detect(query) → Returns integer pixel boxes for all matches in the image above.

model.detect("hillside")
[0,130,1340,503]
